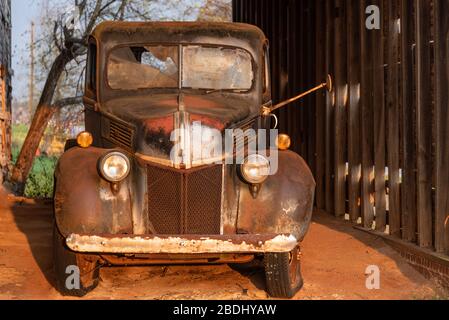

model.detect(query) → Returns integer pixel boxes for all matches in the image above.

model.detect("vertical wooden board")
[290,0,301,157]
[315,0,326,210]
[298,0,307,158]
[400,0,418,242]
[306,1,316,175]
[360,0,375,228]
[372,0,387,231]
[434,0,449,254]
[279,0,289,134]
[263,0,272,48]
[415,0,433,248]
[333,0,348,218]
[386,0,402,237]
[325,0,336,215]
[271,0,279,104]
[347,0,362,223]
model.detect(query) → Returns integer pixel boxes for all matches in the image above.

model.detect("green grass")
[12,125,60,199]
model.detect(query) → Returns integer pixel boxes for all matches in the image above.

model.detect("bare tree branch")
[52,96,83,109]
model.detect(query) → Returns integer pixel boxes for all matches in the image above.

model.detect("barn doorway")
[233,0,449,289]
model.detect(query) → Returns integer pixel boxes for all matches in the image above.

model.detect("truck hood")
[103,94,254,166]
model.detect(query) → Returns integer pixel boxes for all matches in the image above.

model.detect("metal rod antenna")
[262,75,333,115]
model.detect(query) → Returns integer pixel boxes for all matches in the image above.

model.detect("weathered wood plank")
[415,0,433,249]
[347,0,362,223]
[315,0,326,210]
[325,0,336,215]
[333,0,347,218]
[400,0,418,243]
[385,0,401,237]
[306,1,316,177]
[373,0,387,231]
[434,0,449,254]
[360,0,375,228]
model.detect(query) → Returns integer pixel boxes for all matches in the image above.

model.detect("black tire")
[264,246,303,298]
[53,224,100,297]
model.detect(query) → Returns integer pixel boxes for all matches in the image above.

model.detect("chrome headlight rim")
[98,151,131,183]
[239,154,271,185]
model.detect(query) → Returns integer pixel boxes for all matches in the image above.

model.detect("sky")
[9,0,230,102]
[11,0,43,101]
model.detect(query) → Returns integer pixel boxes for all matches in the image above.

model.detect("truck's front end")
[53,22,315,298]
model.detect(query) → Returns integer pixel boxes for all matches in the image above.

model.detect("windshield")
[107,45,254,91]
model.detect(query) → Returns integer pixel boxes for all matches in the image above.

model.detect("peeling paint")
[66,234,298,254]
[281,199,300,216]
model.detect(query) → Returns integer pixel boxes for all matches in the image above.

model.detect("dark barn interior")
[233,0,449,287]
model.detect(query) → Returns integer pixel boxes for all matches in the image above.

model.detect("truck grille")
[147,164,223,235]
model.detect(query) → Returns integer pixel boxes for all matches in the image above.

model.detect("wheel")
[53,224,101,297]
[264,246,303,298]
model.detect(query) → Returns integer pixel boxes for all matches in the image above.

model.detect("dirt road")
[0,189,443,300]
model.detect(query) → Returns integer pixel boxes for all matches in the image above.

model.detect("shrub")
[24,156,58,199]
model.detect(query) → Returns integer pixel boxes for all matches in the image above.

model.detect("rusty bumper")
[66,234,298,254]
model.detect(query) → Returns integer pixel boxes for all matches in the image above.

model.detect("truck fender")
[54,147,133,238]
[237,150,316,241]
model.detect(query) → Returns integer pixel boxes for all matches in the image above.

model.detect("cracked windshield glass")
[108,45,253,90]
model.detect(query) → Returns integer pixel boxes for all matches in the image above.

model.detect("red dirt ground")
[0,188,445,300]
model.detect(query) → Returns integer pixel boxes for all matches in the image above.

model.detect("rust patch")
[66,234,298,254]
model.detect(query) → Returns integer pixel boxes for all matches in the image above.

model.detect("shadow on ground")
[0,188,443,300]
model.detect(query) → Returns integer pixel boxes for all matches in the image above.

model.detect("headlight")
[98,152,131,183]
[239,154,271,184]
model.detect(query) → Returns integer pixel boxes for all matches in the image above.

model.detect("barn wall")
[0,0,11,184]
[234,0,449,285]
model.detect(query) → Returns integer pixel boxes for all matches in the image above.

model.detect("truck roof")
[91,21,267,47]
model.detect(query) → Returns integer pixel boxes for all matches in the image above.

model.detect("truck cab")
[53,21,316,298]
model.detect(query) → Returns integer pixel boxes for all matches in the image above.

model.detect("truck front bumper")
[66,234,298,254]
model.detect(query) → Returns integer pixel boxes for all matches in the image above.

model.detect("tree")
[10,0,232,194]
[10,0,153,193]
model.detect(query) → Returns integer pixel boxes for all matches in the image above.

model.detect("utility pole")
[28,21,35,120]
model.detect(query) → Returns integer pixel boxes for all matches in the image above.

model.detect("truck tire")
[264,246,303,298]
[53,224,100,297]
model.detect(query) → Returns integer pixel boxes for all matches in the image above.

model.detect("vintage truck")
[53,21,328,298]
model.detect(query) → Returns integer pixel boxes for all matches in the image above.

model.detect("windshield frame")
[105,42,256,93]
